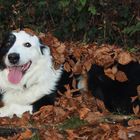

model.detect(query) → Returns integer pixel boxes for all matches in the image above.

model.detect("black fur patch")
[40,45,46,55]
[88,62,140,114]
[32,93,56,112]
[0,33,16,69]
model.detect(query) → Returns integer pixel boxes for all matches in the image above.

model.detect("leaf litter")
[0,30,140,139]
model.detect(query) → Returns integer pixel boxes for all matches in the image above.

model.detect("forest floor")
[0,29,140,140]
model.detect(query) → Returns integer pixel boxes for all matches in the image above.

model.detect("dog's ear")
[39,39,45,55]
[40,45,46,55]
[39,38,49,55]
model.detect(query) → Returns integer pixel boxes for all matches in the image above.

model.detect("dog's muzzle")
[7,61,32,84]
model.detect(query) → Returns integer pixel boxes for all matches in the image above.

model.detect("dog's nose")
[8,53,20,64]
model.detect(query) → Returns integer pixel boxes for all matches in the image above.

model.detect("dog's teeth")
[21,66,24,70]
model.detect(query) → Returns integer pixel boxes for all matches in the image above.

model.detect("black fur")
[0,33,16,69]
[32,93,56,112]
[88,62,140,114]
[40,45,46,55]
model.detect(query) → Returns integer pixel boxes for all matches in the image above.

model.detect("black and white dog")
[0,30,63,117]
[0,29,139,117]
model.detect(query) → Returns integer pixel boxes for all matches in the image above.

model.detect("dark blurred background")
[0,0,139,48]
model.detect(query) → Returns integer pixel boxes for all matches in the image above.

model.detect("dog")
[0,30,63,117]
[1,29,138,117]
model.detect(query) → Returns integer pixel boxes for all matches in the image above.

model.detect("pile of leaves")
[0,30,140,139]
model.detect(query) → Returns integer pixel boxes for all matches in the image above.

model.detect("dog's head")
[0,30,47,84]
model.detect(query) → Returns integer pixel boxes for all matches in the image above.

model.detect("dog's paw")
[0,106,10,117]
[0,104,33,118]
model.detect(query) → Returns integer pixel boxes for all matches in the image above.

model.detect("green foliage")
[58,116,87,131]
[31,133,40,140]
[80,0,87,6]
[123,22,140,36]
[88,6,96,15]
[0,0,139,47]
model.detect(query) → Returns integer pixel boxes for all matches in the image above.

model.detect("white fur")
[0,31,62,117]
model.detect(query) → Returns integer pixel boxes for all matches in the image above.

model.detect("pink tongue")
[8,67,23,84]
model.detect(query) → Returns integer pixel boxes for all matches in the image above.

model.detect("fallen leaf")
[66,130,78,140]
[83,59,92,71]
[104,68,115,80]
[128,119,140,126]
[118,52,132,65]
[84,112,102,124]
[115,71,128,82]
[56,43,66,54]
[118,129,128,140]
[133,105,140,115]
[78,107,90,119]
[137,85,140,97]
[18,129,33,140]
[64,62,71,72]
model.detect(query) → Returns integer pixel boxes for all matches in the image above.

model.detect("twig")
[0,126,38,137]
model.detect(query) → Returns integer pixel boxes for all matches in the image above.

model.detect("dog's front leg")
[0,104,32,118]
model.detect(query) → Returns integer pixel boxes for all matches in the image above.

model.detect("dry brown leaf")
[118,129,128,140]
[84,112,102,124]
[54,107,67,122]
[104,68,115,80]
[72,62,82,74]
[78,107,90,119]
[0,137,7,140]
[133,105,140,115]
[56,43,66,54]
[112,65,118,74]
[68,59,75,67]
[128,125,140,133]
[83,59,92,71]
[96,98,108,113]
[104,66,118,80]
[73,48,81,59]
[128,119,140,126]
[137,85,140,96]
[118,52,132,65]
[115,71,128,82]
[94,46,115,67]
[64,84,72,98]
[99,123,110,131]
[64,62,71,72]
[66,130,78,140]
[72,77,77,89]
[18,129,33,140]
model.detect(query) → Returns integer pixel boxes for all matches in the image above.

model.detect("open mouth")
[8,61,32,84]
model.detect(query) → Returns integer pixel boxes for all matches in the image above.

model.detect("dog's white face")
[1,31,43,84]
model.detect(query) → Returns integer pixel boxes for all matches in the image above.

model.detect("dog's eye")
[24,42,31,48]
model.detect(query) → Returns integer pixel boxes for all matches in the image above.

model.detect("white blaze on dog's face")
[1,31,44,84]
